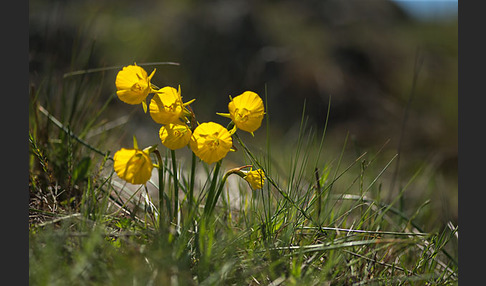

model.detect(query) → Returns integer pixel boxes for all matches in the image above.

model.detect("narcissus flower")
[218,91,264,134]
[113,148,153,185]
[189,122,233,164]
[115,64,156,106]
[244,168,265,189]
[159,123,192,150]
[149,86,195,125]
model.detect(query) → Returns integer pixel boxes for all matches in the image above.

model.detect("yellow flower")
[218,91,264,134]
[244,168,265,189]
[149,86,195,125]
[115,64,156,105]
[159,123,192,150]
[113,148,153,185]
[189,122,233,164]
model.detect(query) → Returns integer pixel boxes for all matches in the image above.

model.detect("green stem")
[189,152,196,209]
[205,165,250,219]
[171,149,179,223]
[209,170,232,217]
[153,150,165,231]
[204,160,222,217]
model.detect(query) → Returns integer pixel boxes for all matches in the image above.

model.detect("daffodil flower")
[149,86,195,125]
[189,122,233,164]
[115,64,156,111]
[221,165,265,190]
[159,123,192,150]
[218,91,264,134]
[113,148,154,185]
[243,168,265,189]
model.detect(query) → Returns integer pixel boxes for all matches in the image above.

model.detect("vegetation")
[29,60,457,285]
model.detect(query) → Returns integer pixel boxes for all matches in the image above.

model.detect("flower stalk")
[152,149,165,231]
[203,160,222,217]
[171,149,179,223]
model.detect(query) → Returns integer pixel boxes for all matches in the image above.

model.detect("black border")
[458,0,481,284]
[9,0,29,285]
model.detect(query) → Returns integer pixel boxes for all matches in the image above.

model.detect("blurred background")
[29,0,457,225]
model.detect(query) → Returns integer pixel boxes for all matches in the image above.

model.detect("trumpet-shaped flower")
[149,86,194,125]
[244,168,265,189]
[113,148,153,185]
[159,123,192,150]
[189,122,233,164]
[218,91,264,134]
[115,64,156,105]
